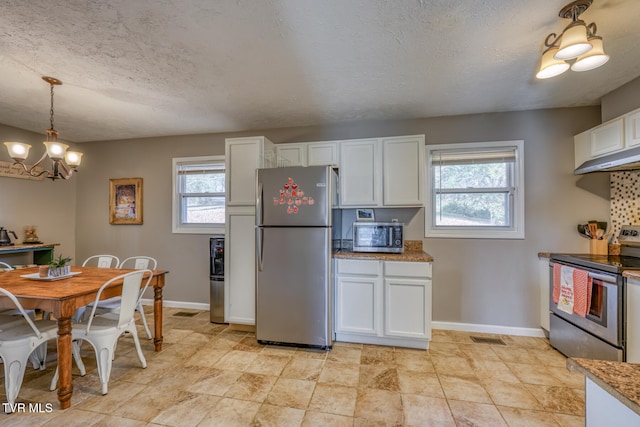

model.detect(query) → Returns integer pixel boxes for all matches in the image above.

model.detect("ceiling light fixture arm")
[2,76,82,181]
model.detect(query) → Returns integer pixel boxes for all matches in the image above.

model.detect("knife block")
[589,239,608,255]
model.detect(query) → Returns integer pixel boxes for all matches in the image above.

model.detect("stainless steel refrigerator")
[255,165,337,349]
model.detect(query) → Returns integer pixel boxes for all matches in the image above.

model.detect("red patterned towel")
[552,264,592,317]
[573,268,592,317]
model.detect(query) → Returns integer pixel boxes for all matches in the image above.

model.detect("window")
[425,140,524,239]
[172,156,225,234]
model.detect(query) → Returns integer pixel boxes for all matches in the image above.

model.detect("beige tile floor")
[0,308,585,426]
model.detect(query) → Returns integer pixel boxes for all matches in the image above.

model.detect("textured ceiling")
[1,0,640,142]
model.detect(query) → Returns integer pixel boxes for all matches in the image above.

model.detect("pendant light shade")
[536,47,571,79]
[554,22,592,60]
[536,1,609,79]
[571,36,609,71]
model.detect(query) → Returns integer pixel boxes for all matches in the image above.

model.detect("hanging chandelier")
[536,0,609,79]
[3,76,83,180]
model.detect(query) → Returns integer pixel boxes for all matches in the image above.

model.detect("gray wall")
[601,75,640,122]
[0,106,607,329]
[0,124,77,265]
[70,107,605,331]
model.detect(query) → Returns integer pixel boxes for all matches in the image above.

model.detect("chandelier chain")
[49,83,55,130]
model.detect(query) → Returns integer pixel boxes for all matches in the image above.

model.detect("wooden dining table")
[0,266,168,409]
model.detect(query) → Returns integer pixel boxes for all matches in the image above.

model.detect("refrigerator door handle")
[256,182,263,226]
[256,227,264,272]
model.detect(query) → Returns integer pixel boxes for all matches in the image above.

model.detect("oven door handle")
[589,272,618,284]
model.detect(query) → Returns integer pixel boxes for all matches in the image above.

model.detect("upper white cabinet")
[275,143,307,167]
[590,117,624,157]
[338,135,425,207]
[574,107,640,168]
[625,109,640,148]
[225,136,274,206]
[382,135,425,206]
[307,141,339,167]
[339,139,382,207]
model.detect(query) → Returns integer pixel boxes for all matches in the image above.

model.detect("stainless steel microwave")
[352,222,404,253]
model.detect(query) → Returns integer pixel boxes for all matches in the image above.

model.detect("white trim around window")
[425,140,525,239]
[172,155,226,234]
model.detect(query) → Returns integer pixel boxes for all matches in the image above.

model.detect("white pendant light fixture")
[536,0,609,79]
[3,76,83,180]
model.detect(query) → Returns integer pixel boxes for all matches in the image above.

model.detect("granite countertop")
[333,240,434,262]
[0,242,59,252]
[567,358,640,416]
[623,271,640,280]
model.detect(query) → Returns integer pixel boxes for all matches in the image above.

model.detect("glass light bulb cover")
[4,141,31,160]
[65,151,83,166]
[536,48,570,79]
[43,141,69,160]
[571,37,610,72]
[555,22,592,60]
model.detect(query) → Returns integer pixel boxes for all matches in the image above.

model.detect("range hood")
[575,145,640,174]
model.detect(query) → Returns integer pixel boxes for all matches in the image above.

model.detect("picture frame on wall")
[356,208,375,222]
[109,177,143,225]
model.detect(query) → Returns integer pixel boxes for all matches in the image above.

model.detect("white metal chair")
[53,270,152,395]
[85,256,157,339]
[82,255,120,269]
[0,287,59,412]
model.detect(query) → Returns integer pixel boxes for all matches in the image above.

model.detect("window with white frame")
[172,156,225,234]
[425,140,524,239]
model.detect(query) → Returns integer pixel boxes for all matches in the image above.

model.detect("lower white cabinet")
[224,208,256,324]
[539,257,550,333]
[334,258,432,349]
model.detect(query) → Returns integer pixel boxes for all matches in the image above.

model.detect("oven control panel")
[619,225,640,245]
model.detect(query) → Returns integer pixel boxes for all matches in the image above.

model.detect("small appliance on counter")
[0,228,18,246]
[209,236,225,323]
[352,221,404,253]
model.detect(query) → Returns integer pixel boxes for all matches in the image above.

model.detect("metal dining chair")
[84,256,157,339]
[82,255,120,269]
[0,287,59,412]
[51,270,152,395]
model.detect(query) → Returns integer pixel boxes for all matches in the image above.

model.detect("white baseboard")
[140,298,210,311]
[432,321,546,338]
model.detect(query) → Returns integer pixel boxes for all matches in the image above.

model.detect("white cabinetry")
[225,137,274,206]
[585,378,640,427]
[334,259,381,336]
[307,141,339,167]
[590,118,624,157]
[225,209,256,324]
[625,109,640,148]
[334,258,432,349]
[224,136,274,325]
[339,139,381,206]
[382,135,425,206]
[275,143,307,167]
[574,107,640,168]
[384,261,431,340]
[626,278,640,363]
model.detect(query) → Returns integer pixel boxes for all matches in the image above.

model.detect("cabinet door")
[226,137,263,206]
[591,118,624,157]
[625,109,640,148]
[335,275,379,335]
[384,277,430,339]
[307,141,339,167]
[382,135,425,206]
[275,143,307,167]
[225,210,256,324]
[339,139,381,206]
[574,129,591,169]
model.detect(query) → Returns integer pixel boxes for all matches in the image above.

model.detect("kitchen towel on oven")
[553,264,592,317]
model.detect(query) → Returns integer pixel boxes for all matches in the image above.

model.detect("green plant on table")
[48,254,72,268]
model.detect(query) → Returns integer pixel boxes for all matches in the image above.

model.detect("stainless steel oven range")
[549,225,640,362]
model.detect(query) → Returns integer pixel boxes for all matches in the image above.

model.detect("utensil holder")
[590,239,608,255]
